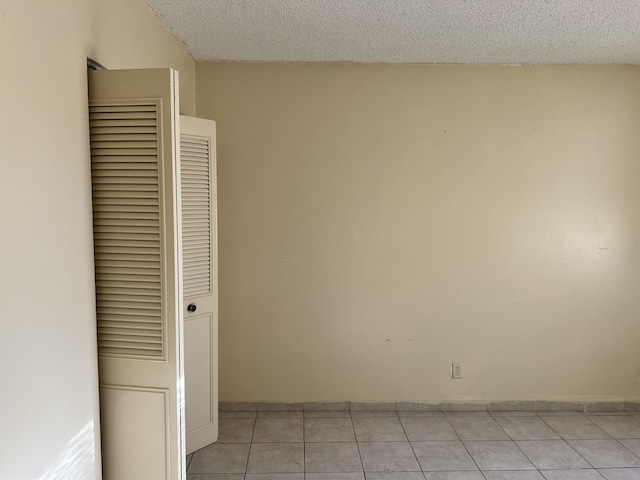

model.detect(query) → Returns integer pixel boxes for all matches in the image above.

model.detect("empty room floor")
[186,410,640,480]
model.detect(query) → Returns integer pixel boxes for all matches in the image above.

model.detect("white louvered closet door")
[89,69,185,480]
[180,116,218,454]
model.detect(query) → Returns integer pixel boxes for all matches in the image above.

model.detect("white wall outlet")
[452,362,463,379]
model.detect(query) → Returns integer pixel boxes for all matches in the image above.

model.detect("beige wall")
[0,1,194,478]
[197,62,640,403]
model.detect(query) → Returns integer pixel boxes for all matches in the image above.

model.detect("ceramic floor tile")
[541,416,610,440]
[305,417,356,442]
[411,441,477,471]
[399,417,458,442]
[464,441,536,471]
[187,475,245,480]
[569,440,640,468]
[366,473,425,480]
[220,402,258,412]
[540,470,605,480]
[257,403,302,412]
[496,417,560,440]
[351,411,400,418]
[423,472,485,480]
[252,419,303,443]
[516,440,590,470]
[490,412,539,417]
[488,402,534,412]
[246,443,304,473]
[398,412,445,418]
[188,443,251,474]
[448,417,510,441]
[483,471,546,479]
[304,403,351,412]
[442,404,488,413]
[353,417,408,441]
[307,474,365,480]
[396,403,422,412]
[443,412,491,418]
[588,416,640,439]
[304,442,363,473]
[358,442,421,472]
[305,411,352,418]
[219,411,258,419]
[218,418,256,443]
[245,475,304,480]
[620,439,640,456]
[257,412,303,419]
[538,412,585,417]
[351,403,397,412]
[534,402,584,413]
[598,469,640,480]
[203,403,640,480]
[587,412,628,416]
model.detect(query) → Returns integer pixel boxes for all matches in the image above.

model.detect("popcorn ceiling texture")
[145,0,640,64]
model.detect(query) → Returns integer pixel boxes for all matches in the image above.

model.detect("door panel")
[89,68,185,480]
[100,386,169,480]
[184,313,216,440]
[180,115,218,454]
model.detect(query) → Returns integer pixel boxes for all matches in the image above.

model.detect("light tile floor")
[186,411,640,480]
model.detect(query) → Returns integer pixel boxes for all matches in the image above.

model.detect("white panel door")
[180,116,218,454]
[88,68,185,480]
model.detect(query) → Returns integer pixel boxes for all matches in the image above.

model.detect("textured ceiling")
[145,0,640,64]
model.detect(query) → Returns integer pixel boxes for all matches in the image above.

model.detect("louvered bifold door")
[92,101,164,358]
[182,135,211,299]
[180,115,218,454]
[89,69,185,480]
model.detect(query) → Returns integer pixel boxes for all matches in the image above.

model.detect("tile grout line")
[244,412,259,478]
[519,412,635,476]
[206,411,640,478]
[496,415,564,476]
[612,436,640,463]
[349,410,367,478]
[442,412,490,479]
[493,415,546,475]
[538,412,613,472]
[396,412,428,480]
[588,413,640,462]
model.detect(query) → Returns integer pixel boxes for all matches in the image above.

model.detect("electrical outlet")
[452,362,463,379]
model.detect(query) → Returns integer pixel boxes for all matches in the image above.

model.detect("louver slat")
[181,134,212,297]
[90,102,164,358]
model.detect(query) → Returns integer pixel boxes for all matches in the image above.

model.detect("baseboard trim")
[219,400,640,413]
